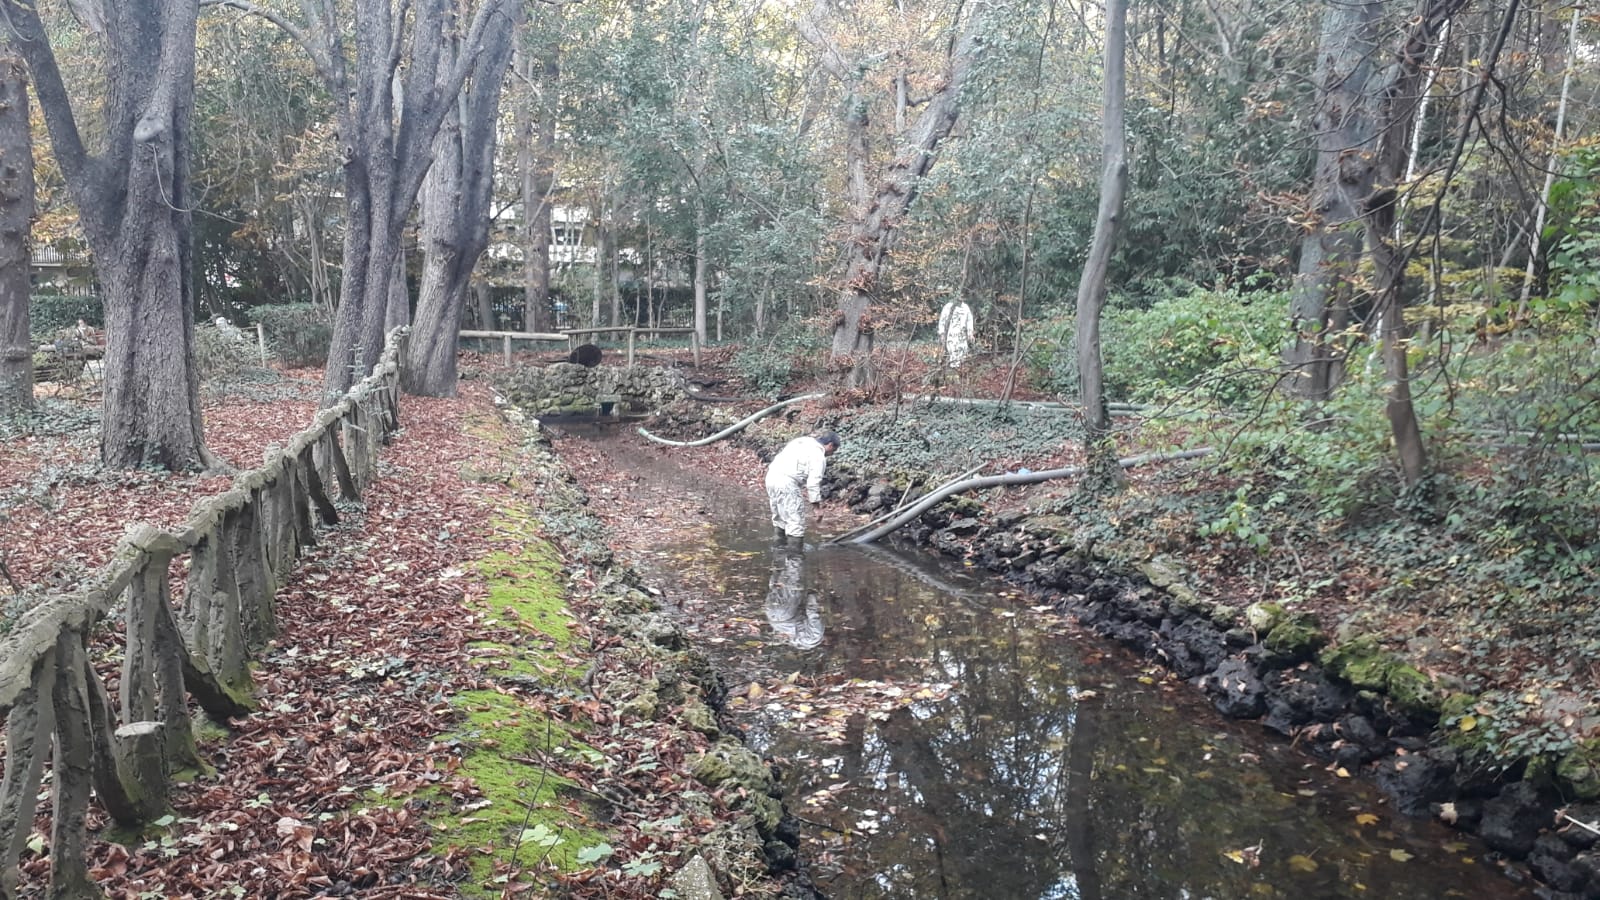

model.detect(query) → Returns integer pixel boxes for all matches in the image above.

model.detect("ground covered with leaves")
[1,366,801,898]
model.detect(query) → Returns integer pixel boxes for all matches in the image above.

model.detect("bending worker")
[765,430,840,541]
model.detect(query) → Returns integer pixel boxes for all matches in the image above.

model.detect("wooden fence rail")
[0,329,408,900]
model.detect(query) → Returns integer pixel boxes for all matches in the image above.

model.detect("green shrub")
[1025,283,1288,405]
[733,318,825,398]
[1102,284,1288,405]
[29,295,102,342]
[248,304,331,368]
[195,320,259,379]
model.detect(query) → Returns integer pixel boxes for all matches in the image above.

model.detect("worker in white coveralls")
[765,430,841,541]
[937,296,975,368]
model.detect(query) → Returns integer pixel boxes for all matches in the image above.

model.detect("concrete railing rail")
[0,329,409,900]
[460,326,701,368]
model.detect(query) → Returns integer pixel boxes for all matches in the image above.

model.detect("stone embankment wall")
[819,462,1600,899]
[495,363,687,416]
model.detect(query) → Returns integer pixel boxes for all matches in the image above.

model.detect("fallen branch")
[637,393,826,448]
[850,447,1215,545]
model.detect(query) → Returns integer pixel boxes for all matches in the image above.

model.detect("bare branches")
[200,0,336,86]
[0,0,96,234]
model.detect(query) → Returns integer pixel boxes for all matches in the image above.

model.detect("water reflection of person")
[765,547,824,650]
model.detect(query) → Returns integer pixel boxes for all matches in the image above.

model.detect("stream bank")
[608,392,1596,898]
[543,414,1534,898]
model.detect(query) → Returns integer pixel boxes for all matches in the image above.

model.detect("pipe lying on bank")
[637,392,827,448]
[825,463,985,545]
[850,447,1215,545]
[901,394,1146,413]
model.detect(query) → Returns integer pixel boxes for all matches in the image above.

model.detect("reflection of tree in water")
[801,549,1486,900]
[810,550,1092,899]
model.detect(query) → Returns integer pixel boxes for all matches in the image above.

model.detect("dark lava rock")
[1200,657,1266,719]
[1121,587,1167,625]
[1561,805,1600,850]
[1084,578,1119,605]
[1100,619,1156,654]
[1434,797,1483,832]
[946,517,982,536]
[764,840,797,872]
[1375,749,1457,817]
[1480,782,1551,858]
[1532,834,1586,893]
[1157,616,1228,680]
[930,529,965,557]
[1260,669,1356,737]
[1570,851,1600,893]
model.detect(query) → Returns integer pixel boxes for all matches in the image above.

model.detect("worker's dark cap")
[813,431,841,449]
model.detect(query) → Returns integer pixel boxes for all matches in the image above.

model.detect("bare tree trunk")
[0,49,33,415]
[405,1,520,397]
[472,278,493,328]
[384,244,409,332]
[801,0,985,389]
[206,0,520,401]
[1282,0,1386,401]
[6,0,212,470]
[518,40,558,333]
[1518,0,1580,313]
[694,203,708,344]
[1075,0,1128,478]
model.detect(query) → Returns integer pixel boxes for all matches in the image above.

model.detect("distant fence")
[0,329,409,899]
[460,326,700,367]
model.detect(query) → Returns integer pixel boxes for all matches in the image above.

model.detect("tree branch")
[0,0,97,216]
[200,0,335,86]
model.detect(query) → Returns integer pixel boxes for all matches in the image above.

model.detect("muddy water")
[558,427,1532,899]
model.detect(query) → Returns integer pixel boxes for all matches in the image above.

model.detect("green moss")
[1558,740,1600,800]
[1245,602,1287,634]
[1263,615,1327,663]
[416,505,613,895]
[1320,636,1388,691]
[1385,663,1442,717]
[1320,636,1439,716]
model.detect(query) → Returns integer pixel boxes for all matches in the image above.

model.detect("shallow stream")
[559,426,1532,899]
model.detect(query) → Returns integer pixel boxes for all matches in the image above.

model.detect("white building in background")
[487,204,597,268]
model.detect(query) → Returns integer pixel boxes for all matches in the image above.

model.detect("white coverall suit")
[765,436,829,538]
[938,300,975,368]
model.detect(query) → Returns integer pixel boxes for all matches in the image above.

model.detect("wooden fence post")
[0,651,55,900]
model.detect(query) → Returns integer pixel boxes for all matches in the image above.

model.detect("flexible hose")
[637,393,827,448]
[851,447,1214,545]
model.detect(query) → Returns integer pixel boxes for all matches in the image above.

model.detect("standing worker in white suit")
[765,430,841,541]
[937,295,975,368]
